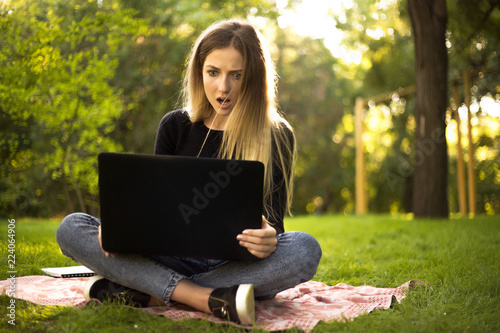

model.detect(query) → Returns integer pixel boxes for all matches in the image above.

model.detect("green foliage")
[1,215,499,332]
[274,33,354,214]
[0,0,148,215]
[447,0,500,71]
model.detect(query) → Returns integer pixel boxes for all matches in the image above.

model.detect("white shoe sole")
[235,284,255,325]
[83,275,104,301]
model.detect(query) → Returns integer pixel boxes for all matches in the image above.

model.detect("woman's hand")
[98,224,117,258]
[237,216,277,259]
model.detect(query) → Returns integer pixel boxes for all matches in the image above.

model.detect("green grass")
[1,215,499,332]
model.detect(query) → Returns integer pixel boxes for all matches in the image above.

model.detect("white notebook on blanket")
[41,266,95,278]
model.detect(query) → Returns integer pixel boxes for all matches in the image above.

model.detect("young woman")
[56,19,322,325]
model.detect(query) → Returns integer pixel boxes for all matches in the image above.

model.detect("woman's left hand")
[237,216,277,259]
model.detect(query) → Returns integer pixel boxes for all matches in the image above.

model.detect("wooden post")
[463,71,476,216]
[355,97,367,215]
[452,83,467,216]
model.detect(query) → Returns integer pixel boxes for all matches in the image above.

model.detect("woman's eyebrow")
[204,64,242,72]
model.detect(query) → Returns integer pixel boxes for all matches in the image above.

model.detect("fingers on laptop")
[237,220,277,259]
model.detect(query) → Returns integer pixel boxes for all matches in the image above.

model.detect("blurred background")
[1,0,499,218]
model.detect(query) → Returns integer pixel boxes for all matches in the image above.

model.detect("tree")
[0,0,145,214]
[408,0,449,218]
[327,0,499,215]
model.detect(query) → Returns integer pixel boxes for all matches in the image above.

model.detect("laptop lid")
[98,152,264,261]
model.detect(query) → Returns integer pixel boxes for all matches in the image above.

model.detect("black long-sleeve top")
[153,110,290,234]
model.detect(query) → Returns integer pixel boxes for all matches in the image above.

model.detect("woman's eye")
[234,73,242,79]
[208,70,217,76]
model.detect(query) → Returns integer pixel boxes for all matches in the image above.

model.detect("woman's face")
[202,46,243,124]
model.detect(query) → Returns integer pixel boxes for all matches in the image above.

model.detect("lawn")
[1,215,499,332]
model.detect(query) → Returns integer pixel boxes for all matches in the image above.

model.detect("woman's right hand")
[98,224,117,258]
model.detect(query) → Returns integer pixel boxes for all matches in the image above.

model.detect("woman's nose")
[218,75,230,93]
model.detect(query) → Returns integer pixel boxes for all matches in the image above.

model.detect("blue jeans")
[56,213,322,303]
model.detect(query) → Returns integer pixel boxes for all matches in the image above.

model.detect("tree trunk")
[408,0,449,218]
[66,151,87,214]
[62,173,75,213]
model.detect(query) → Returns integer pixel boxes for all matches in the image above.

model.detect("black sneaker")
[83,275,150,307]
[208,284,255,325]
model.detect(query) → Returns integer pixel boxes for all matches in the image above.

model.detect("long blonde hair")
[181,19,296,217]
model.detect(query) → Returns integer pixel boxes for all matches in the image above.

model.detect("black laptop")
[98,152,264,261]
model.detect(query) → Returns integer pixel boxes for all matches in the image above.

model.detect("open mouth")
[216,97,231,105]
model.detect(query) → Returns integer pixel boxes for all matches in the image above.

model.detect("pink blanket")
[1,276,413,332]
